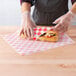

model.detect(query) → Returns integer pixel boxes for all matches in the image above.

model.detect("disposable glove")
[20,11,36,39]
[53,11,76,33]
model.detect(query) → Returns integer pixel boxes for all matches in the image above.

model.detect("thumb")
[31,17,37,28]
[32,22,37,28]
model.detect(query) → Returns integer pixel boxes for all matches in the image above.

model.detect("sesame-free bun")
[37,30,59,42]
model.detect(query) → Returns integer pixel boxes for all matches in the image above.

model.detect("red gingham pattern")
[2,26,74,55]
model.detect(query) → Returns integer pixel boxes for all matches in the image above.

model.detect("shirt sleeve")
[20,0,35,6]
[71,0,76,4]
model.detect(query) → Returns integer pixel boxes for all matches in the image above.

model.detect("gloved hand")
[53,11,75,33]
[20,11,36,39]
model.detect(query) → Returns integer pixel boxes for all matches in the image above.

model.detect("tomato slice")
[47,36,53,38]
[50,29,54,31]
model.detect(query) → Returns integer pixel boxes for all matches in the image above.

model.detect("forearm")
[70,2,76,14]
[21,2,31,13]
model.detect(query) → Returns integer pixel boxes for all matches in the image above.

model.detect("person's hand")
[20,11,36,39]
[53,11,75,33]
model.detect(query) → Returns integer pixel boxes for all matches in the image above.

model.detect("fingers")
[20,28,24,36]
[26,23,36,38]
[30,28,34,38]
[31,17,37,28]
[55,23,61,29]
[26,28,30,38]
[53,17,61,24]
[19,24,25,36]
[20,25,35,39]
[32,22,37,28]
[23,27,34,39]
[55,24,68,33]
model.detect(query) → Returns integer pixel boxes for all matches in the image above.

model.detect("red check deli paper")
[1,26,74,55]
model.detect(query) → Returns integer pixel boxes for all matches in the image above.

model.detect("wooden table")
[0,25,76,76]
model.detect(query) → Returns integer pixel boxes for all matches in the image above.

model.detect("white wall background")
[0,0,75,26]
[0,0,21,26]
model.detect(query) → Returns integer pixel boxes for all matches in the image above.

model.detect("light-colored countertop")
[0,25,76,76]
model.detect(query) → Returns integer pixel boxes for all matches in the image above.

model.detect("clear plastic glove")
[53,11,75,33]
[20,11,36,39]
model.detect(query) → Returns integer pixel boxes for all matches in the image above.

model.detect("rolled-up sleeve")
[71,0,76,4]
[20,0,35,6]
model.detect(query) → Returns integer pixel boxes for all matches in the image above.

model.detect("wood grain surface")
[0,25,76,76]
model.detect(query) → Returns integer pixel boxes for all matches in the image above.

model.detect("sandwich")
[37,30,59,42]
